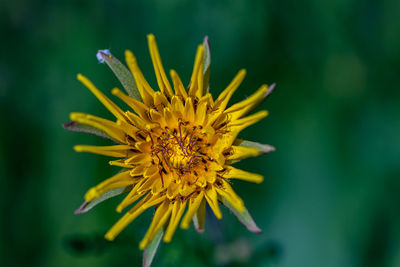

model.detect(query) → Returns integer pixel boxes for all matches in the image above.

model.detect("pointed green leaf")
[74,186,130,214]
[96,49,142,101]
[234,139,275,154]
[63,121,119,143]
[143,228,163,267]
[202,36,211,94]
[220,195,262,234]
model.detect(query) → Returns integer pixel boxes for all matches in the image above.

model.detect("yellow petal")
[170,69,188,98]
[215,179,245,212]
[105,193,152,241]
[224,84,268,120]
[181,191,205,229]
[84,171,133,202]
[139,200,172,249]
[163,200,187,242]
[116,120,139,139]
[111,88,150,120]
[70,112,126,143]
[163,107,178,129]
[74,144,131,157]
[204,186,222,219]
[195,100,207,125]
[188,45,205,99]
[184,98,195,122]
[171,95,185,113]
[77,74,126,121]
[124,49,155,105]
[229,110,269,133]
[213,69,246,112]
[147,34,173,98]
[225,145,260,161]
[116,179,146,212]
[220,166,264,183]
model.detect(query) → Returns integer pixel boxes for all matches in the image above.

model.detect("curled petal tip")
[96,49,111,63]
[62,122,72,129]
[74,201,88,214]
[250,227,263,234]
[265,83,276,98]
[262,145,276,154]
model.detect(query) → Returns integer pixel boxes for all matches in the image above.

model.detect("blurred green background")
[1,0,400,266]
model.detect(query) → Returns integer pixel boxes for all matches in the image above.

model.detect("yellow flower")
[66,34,275,253]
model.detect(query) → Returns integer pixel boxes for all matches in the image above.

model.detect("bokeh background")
[1,0,400,266]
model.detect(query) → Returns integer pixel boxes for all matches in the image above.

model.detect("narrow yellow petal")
[163,200,187,242]
[225,145,260,161]
[149,109,164,124]
[105,193,152,241]
[74,144,131,157]
[215,179,245,212]
[207,69,246,125]
[116,179,146,212]
[125,49,155,105]
[136,172,161,194]
[147,34,173,98]
[125,111,155,130]
[163,108,178,129]
[77,74,126,121]
[184,98,195,122]
[220,166,264,183]
[140,201,172,249]
[214,69,246,111]
[195,100,207,125]
[225,84,268,120]
[108,159,135,168]
[111,88,150,120]
[129,164,147,176]
[116,120,139,139]
[229,110,269,133]
[181,191,204,229]
[166,182,180,199]
[141,193,167,210]
[70,112,126,143]
[188,45,204,98]
[125,153,150,164]
[197,58,204,98]
[204,186,222,219]
[170,69,188,98]
[170,95,185,114]
[153,91,169,108]
[84,171,133,202]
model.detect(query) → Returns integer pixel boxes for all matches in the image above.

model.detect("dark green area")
[1,0,400,266]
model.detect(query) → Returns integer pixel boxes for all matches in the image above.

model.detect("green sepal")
[142,228,163,267]
[63,121,119,143]
[97,50,142,101]
[193,198,206,233]
[220,195,262,234]
[202,36,211,95]
[234,139,275,154]
[74,186,130,214]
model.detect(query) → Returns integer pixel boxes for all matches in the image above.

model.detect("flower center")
[152,123,207,175]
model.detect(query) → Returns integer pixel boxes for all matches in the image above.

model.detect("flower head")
[65,34,275,257]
